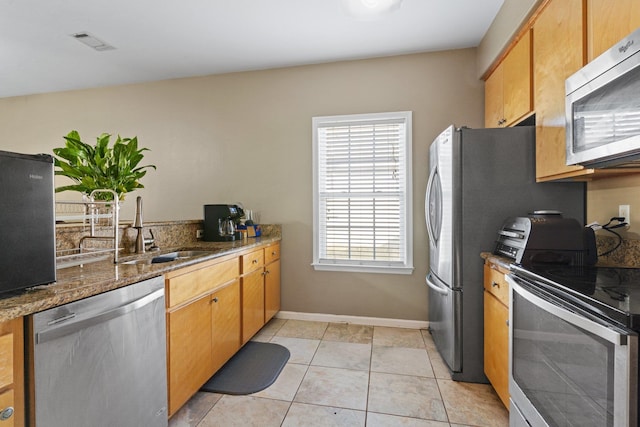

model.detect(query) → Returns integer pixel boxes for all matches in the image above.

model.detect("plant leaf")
[52,130,155,200]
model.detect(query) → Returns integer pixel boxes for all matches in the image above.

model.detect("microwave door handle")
[426,273,449,295]
[507,275,630,345]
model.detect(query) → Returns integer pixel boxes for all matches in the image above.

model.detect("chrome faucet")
[133,196,155,253]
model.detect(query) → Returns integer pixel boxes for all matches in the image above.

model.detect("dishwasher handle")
[36,288,164,345]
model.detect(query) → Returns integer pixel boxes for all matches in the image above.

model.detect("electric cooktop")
[511,263,640,331]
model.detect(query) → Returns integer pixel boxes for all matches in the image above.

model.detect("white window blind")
[312,111,413,274]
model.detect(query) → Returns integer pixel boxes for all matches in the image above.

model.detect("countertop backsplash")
[596,234,640,268]
[56,220,281,255]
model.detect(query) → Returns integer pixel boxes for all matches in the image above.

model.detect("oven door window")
[512,290,617,426]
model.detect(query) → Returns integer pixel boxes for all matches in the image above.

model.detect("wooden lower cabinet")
[240,242,281,343]
[165,256,241,417]
[211,280,241,373]
[240,247,266,344]
[0,317,24,427]
[241,269,265,344]
[265,258,281,322]
[167,295,214,416]
[483,262,510,409]
[166,241,281,417]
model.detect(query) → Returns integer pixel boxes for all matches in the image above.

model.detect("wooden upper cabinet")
[503,30,533,126]
[587,0,640,61]
[484,30,533,128]
[534,0,587,181]
[484,63,504,128]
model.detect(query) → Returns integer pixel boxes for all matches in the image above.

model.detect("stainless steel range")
[495,214,639,427]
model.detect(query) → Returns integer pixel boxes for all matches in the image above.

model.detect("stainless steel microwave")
[566,26,640,168]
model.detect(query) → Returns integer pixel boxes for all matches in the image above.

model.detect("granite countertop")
[480,252,513,271]
[0,235,281,323]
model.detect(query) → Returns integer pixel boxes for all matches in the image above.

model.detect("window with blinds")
[312,111,413,274]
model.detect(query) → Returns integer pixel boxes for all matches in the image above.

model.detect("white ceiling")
[0,0,504,99]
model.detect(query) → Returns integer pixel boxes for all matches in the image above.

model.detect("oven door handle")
[507,274,632,345]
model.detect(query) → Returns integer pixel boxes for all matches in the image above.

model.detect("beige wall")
[0,49,484,321]
[588,175,640,239]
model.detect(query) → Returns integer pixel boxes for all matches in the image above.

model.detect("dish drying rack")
[55,190,120,268]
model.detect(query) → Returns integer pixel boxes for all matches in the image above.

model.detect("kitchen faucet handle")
[146,229,160,251]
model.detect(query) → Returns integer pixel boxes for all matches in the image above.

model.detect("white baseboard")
[275,311,429,330]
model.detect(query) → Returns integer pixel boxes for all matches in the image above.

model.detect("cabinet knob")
[252,259,258,264]
[492,281,500,288]
[0,406,14,421]
[271,251,277,256]
[213,297,219,303]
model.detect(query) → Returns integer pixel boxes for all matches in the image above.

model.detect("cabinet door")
[534,0,586,180]
[503,29,532,126]
[167,296,213,416]
[211,280,241,373]
[588,0,640,61]
[0,318,23,427]
[242,269,265,344]
[265,260,281,322]
[484,63,504,128]
[0,390,14,427]
[483,291,509,409]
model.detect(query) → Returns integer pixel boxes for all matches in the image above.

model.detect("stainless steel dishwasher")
[28,276,168,427]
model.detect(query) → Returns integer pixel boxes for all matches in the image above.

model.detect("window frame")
[312,111,413,274]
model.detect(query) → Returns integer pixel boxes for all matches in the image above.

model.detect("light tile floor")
[169,319,509,427]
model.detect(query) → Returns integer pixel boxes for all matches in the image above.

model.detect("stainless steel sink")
[121,250,212,265]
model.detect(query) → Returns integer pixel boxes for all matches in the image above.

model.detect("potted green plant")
[53,130,156,201]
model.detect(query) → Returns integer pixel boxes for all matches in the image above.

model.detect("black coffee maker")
[203,204,244,241]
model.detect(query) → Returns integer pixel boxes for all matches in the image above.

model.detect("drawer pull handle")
[213,297,219,303]
[252,259,258,264]
[506,319,509,327]
[492,282,500,288]
[272,251,277,255]
[0,406,14,421]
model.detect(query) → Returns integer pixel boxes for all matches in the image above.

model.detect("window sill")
[311,263,414,275]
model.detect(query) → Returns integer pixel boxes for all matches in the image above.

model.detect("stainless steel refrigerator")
[424,125,585,383]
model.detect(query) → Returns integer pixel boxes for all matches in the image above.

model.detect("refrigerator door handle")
[426,272,449,295]
[425,165,438,245]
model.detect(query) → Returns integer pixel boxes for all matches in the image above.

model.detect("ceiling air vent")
[71,32,115,51]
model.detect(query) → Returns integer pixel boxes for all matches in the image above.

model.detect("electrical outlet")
[196,229,204,239]
[619,204,630,225]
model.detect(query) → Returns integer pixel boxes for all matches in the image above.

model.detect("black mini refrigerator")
[0,150,56,293]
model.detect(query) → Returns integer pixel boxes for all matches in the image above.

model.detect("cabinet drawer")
[0,333,13,389]
[167,258,239,308]
[241,249,264,274]
[484,263,509,306]
[265,243,280,264]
